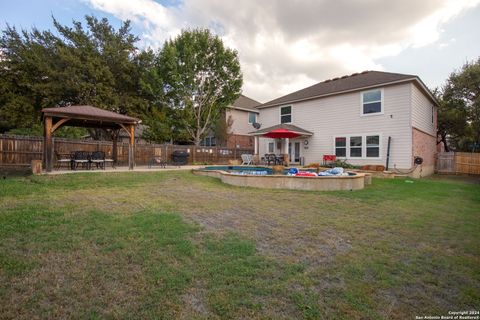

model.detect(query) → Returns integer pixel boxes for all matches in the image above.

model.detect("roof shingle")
[249,123,313,136]
[42,105,140,124]
[260,71,421,108]
[231,94,261,112]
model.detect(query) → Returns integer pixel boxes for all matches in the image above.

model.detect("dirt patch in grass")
[179,282,209,319]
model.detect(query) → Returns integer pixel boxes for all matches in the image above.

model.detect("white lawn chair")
[241,154,253,165]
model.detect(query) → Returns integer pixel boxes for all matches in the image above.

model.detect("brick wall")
[412,128,437,177]
[226,134,254,149]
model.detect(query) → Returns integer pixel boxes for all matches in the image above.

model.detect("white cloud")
[86,0,480,102]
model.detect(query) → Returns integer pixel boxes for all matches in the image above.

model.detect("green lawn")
[0,171,479,319]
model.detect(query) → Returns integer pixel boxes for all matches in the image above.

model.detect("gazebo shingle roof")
[42,105,140,124]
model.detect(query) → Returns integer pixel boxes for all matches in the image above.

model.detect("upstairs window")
[362,89,382,115]
[335,137,346,157]
[349,136,362,157]
[280,106,292,123]
[431,105,434,124]
[248,112,256,124]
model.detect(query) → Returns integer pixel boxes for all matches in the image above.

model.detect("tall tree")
[438,58,480,151]
[0,16,153,138]
[153,29,242,146]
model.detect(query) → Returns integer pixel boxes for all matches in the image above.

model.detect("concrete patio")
[44,165,204,175]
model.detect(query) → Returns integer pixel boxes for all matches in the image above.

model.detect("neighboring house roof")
[259,71,438,108]
[249,123,313,136]
[230,94,261,113]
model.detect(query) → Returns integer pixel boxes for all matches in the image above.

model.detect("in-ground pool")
[193,166,369,191]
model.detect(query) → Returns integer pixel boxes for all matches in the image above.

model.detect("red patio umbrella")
[262,128,301,139]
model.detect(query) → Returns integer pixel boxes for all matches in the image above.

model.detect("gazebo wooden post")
[128,124,135,170]
[44,116,53,172]
[112,130,118,166]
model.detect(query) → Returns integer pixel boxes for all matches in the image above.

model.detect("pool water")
[195,166,365,191]
[203,166,319,175]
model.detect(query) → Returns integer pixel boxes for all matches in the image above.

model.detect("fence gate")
[436,152,455,174]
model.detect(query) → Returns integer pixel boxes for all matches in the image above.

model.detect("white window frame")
[267,141,275,153]
[361,89,384,116]
[349,136,363,158]
[334,137,347,158]
[332,134,382,160]
[279,105,292,124]
[365,135,381,158]
[248,112,257,124]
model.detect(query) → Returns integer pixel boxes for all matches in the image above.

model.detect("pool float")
[287,167,299,175]
[295,171,317,177]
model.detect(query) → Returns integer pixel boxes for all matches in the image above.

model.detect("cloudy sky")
[1,0,480,102]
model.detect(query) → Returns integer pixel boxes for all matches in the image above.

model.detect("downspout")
[386,136,391,171]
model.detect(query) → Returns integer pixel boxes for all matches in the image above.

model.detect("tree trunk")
[193,136,201,146]
[441,133,450,152]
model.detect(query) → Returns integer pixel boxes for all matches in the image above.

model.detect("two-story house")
[250,71,438,177]
[201,94,260,149]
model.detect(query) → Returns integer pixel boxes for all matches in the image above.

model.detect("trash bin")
[171,150,189,165]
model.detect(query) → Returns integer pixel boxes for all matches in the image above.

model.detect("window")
[334,134,381,159]
[366,135,380,158]
[350,136,362,157]
[280,106,292,123]
[335,137,346,157]
[268,142,274,153]
[248,112,256,124]
[431,105,434,124]
[362,89,382,115]
[200,136,216,147]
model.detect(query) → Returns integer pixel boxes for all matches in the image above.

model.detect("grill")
[171,150,189,165]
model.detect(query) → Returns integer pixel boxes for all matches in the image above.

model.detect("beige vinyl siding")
[411,83,436,135]
[226,108,257,135]
[258,83,413,169]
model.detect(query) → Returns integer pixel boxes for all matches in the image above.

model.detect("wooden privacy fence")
[0,135,253,167]
[436,152,480,175]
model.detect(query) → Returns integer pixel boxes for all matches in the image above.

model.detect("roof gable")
[230,94,261,112]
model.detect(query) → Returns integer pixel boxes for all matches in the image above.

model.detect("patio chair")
[90,151,106,170]
[241,154,253,165]
[266,154,276,166]
[275,154,284,165]
[322,155,337,168]
[104,153,115,169]
[54,151,72,170]
[148,156,167,168]
[72,151,91,170]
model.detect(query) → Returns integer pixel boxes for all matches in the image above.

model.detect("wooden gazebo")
[42,105,141,172]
